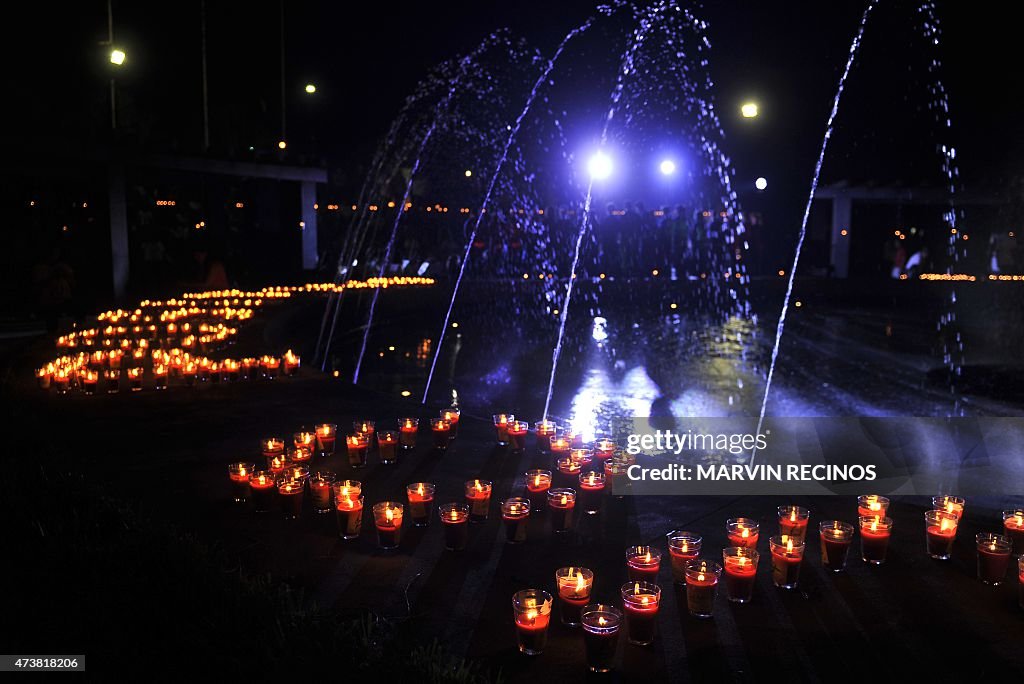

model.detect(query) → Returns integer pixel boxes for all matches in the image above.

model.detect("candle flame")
[790,509,797,522]
[786,537,794,553]
[258,475,266,485]
[534,474,541,487]
[320,425,330,436]
[870,519,878,532]
[643,550,652,563]
[450,509,459,521]
[417,484,425,496]
[945,502,955,515]
[526,608,538,621]
[869,501,881,512]
[940,517,954,532]
[741,527,750,539]
[588,473,596,485]
[385,507,394,523]
[633,582,641,595]
[560,493,568,506]
[598,616,607,626]
[1016,515,1023,527]
[239,466,247,476]
[576,573,586,592]
[697,572,705,581]
[739,556,748,567]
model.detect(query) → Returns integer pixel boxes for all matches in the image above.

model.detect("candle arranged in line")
[976,533,1011,585]
[377,430,398,464]
[820,521,854,572]
[1002,509,1024,556]
[353,420,376,444]
[604,455,634,498]
[932,495,965,522]
[577,471,606,515]
[248,470,276,512]
[769,535,805,589]
[373,502,404,549]
[726,517,759,549]
[493,413,514,447]
[513,589,552,656]
[594,438,616,461]
[289,445,312,466]
[534,420,556,453]
[507,420,529,453]
[315,423,337,456]
[429,418,451,450]
[465,480,493,522]
[857,494,889,520]
[777,505,810,543]
[440,503,470,551]
[333,479,362,503]
[398,418,418,450]
[685,559,721,619]
[293,430,316,455]
[722,547,758,603]
[626,546,662,583]
[406,482,436,527]
[924,509,958,560]
[310,471,336,513]
[335,495,364,540]
[228,462,254,503]
[666,531,702,584]
[548,488,576,533]
[501,498,530,543]
[859,515,893,565]
[346,433,369,467]
[555,566,594,626]
[524,469,552,512]
[555,456,583,489]
[278,479,304,520]
[620,581,661,646]
[441,407,460,439]
[549,434,571,459]
[581,604,621,674]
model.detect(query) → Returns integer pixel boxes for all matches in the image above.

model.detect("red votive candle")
[582,604,621,673]
[248,471,276,512]
[605,455,634,498]
[315,423,337,456]
[336,495,364,539]
[493,413,514,447]
[310,471,336,513]
[441,407,460,439]
[726,518,759,549]
[819,521,854,572]
[353,420,376,444]
[578,471,606,515]
[859,516,893,565]
[267,454,288,477]
[398,418,418,450]
[465,479,492,522]
[127,367,143,391]
[429,418,451,451]
[555,566,593,626]
[293,430,316,455]
[685,560,721,618]
[1018,558,1024,609]
[769,535,805,589]
[377,430,398,464]
[440,503,470,551]
[83,370,99,394]
[626,546,662,583]
[333,479,361,502]
[507,420,529,453]
[925,509,958,560]
[346,433,369,467]
[932,495,965,522]
[373,502,404,550]
[857,495,889,520]
[777,505,810,543]
[104,369,120,393]
[285,465,310,485]
[406,482,436,527]
[620,581,661,646]
[548,488,576,533]
[501,498,530,543]
[228,462,255,503]
[594,438,616,461]
[723,547,758,603]
[550,434,571,459]
[534,420,557,453]
[666,531,702,583]
[524,469,552,511]
[513,589,552,656]
[278,479,304,520]
[976,533,1011,585]
[1001,509,1024,556]
[555,456,582,489]
[289,445,312,467]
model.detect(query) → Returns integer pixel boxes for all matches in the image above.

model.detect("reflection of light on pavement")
[569,366,662,438]
[592,317,608,343]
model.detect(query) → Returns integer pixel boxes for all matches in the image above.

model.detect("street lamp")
[740,102,759,118]
[304,83,316,94]
[110,48,126,66]
[659,159,677,176]
[464,169,472,177]
[755,177,767,191]
[278,140,287,150]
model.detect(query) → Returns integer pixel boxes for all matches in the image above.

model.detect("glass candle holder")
[777,505,810,543]
[548,488,576,533]
[857,494,889,519]
[406,482,436,527]
[626,546,662,583]
[293,430,316,455]
[769,535,805,589]
[373,502,404,549]
[726,518,760,549]
[493,413,514,446]
[549,434,571,458]
[441,407,460,439]
[377,430,398,464]
[440,503,470,551]
[582,605,621,673]
[227,463,254,503]
[465,480,492,522]
[501,498,530,543]
[315,423,337,456]
[430,418,451,450]
[353,420,376,443]
[512,589,552,656]
[555,456,583,490]
[924,509,958,560]
[577,471,606,515]
[267,453,288,477]
[333,479,362,502]
[289,445,312,467]
[278,479,304,520]
[976,533,1012,585]
[310,471,336,514]
[524,469,552,511]
[555,566,593,626]
[398,418,418,450]
[507,420,529,453]
[604,456,633,498]
[104,369,120,393]
[1019,558,1024,610]
[1001,509,1024,556]
[248,470,276,513]
[722,547,758,603]
[594,438,616,461]
[569,448,594,470]
[285,465,310,484]
[620,581,661,646]
[346,434,369,467]
[534,420,557,453]
[932,495,965,522]
[685,560,721,618]
[859,516,893,565]
[128,367,143,391]
[336,495,364,540]
[666,531,702,583]
[819,521,854,572]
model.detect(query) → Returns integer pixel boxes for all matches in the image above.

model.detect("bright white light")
[588,151,613,180]
[304,83,316,94]
[659,159,676,175]
[592,316,608,343]
[741,102,758,118]
[464,169,472,177]
[755,177,768,191]
[110,49,126,66]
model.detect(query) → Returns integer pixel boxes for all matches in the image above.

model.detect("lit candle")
[859,515,893,565]
[581,605,621,673]
[857,494,889,519]
[310,471,336,513]
[1001,509,1024,556]
[315,423,337,456]
[346,434,369,467]
[353,420,376,443]
[429,418,451,450]
[398,418,418,450]
[406,482,436,527]
[36,367,51,390]
[261,355,281,379]
[594,438,616,461]
[440,503,470,551]
[604,455,634,498]
[290,445,312,466]
[465,480,493,523]
[153,364,168,390]
[493,413,514,447]
[726,517,759,549]
[769,535,805,589]
[82,370,99,395]
[507,420,529,453]
[441,407,460,439]
[534,420,556,453]
[722,547,758,603]
[819,521,854,572]
[228,462,255,503]
[555,456,582,489]
[666,530,702,583]
[549,434,571,458]
[282,349,300,376]
[626,546,662,583]
[332,479,362,503]
[501,497,530,543]
[777,505,810,543]
[377,430,398,464]
[53,369,70,394]
[685,560,722,619]
[127,367,143,391]
[335,495,364,540]
[524,469,552,512]
[976,533,1011,585]
[277,479,304,520]
[547,488,576,533]
[373,502,404,549]
[577,471,606,515]
[932,495,965,522]
[924,509,958,560]
[103,369,120,393]
[555,566,593,626]
[512,589,553,656]
[620,581,661,646]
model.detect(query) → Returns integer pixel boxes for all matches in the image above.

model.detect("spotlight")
[110,49,126,66]
[741,102,759,118]
[588,151,613,180]
[755,177,767,191]
[659,159,676,175]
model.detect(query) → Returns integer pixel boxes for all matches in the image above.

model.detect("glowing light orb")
[588,151,613,180]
